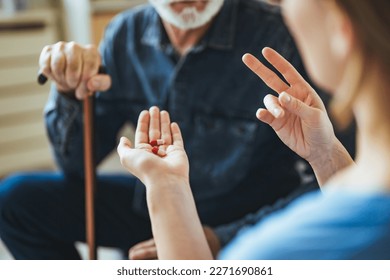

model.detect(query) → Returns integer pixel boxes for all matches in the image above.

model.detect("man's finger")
[39,45,53,79]
[129,238,157,260]
[65,43,83,89]
[129,246,158,260]
[130,238,156,251]
[87,74,112,92]
[50,42,67,84]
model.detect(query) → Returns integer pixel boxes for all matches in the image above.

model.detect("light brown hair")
[330,0,390,128]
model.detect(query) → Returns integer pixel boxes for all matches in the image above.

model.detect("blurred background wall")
[0,0,146,180]
[0,0,147,259]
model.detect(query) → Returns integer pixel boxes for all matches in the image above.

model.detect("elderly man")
[0,0,310,259]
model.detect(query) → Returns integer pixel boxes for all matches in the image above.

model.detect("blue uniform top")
[220,189,390,260]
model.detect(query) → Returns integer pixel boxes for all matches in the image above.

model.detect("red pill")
[151,146,166,157]
[152,146,159,154]
[150,139,165,146]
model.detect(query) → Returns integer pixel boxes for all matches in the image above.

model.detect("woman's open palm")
[117,107,189,186]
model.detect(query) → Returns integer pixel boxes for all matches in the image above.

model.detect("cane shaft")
[83,95,97,260]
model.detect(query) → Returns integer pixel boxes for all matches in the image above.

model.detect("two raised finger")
[261,47,308,86]
[242,47,311,96]
[242,53,289,94]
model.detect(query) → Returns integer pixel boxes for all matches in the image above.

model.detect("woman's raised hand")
[243,47,336,164]
[117,107,189,188]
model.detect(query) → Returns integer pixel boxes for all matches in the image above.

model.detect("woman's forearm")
[309,138,354,187]
[146,181,213,260]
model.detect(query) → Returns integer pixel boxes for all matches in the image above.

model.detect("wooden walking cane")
[38,66,106,260]
[83,94,97,260]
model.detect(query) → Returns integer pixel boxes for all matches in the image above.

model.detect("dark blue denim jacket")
[45,0,306,240]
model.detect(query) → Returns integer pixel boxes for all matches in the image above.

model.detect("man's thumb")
[87,74,112,92]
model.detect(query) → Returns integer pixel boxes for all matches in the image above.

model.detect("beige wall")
[0,1,146,177]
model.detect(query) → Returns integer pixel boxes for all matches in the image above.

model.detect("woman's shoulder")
[220,189,390,260]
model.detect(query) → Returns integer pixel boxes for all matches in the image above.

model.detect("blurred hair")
[330,0,390,128]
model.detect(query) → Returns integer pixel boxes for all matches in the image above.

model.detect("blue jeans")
[0,172,152,259]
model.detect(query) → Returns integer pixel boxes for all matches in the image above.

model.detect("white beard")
[149,0,224,30]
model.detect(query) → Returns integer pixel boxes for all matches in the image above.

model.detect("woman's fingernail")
[273,108,282,117]
[281,92,291,103]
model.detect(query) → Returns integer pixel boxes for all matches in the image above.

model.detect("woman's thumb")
[117,137,132,156]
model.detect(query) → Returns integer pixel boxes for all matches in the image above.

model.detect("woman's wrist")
[144,174,189,191]
[145,177,191,211]
[309,137,354,186]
